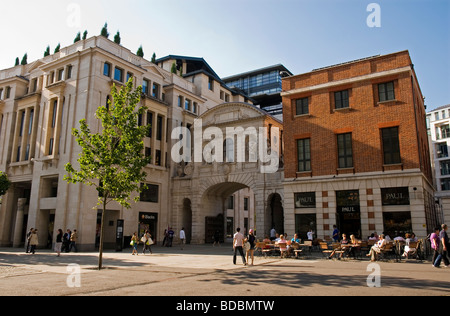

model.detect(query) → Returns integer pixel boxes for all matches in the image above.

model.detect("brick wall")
[282,51,432,182]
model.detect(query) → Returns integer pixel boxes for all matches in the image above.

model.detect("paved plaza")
[0,244,449,297]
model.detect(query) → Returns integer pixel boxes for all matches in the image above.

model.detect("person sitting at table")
[367,234,386,262]
[291,233,300,244]
[402,233,417,257]
[277,235,288,258]
[328,233,350,260]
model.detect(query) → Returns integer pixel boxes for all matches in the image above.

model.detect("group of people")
[232,227,256,266]
[25,228,78,256]
[431,224,449,268]
[54,229,78,257]
[130,230,154,255]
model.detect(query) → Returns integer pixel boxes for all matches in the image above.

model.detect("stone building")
[281,51,440,240]
[0,36,282,250]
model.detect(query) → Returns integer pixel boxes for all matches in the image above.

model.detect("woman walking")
[131,232,139,256]
[55,229,63,257]
[29,229,39,255]
[246,229,256,266]
[142,230,153,255]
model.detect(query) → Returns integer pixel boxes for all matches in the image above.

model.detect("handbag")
[147,238,154,246]
[244,242,251,252]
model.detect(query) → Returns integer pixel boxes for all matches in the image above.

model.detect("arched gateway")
[171,103,284,244]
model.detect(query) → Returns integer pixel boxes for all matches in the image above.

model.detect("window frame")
[337,133,353,168]
[378,81,395,102]
[295,97,309,116]
[381,126,401,165]
[297,138,311,172]
[334,90,350,109]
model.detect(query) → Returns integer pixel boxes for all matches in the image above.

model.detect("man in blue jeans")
[434,224,449,268]
[233,227,247,266]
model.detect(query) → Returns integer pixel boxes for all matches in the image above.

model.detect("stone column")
[13,198,27,248]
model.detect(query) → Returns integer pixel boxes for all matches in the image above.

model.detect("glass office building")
[222,64,292,121]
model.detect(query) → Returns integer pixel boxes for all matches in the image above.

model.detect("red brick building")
[281,51,439,240]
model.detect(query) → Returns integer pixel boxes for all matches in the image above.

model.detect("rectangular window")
[126,72,133,83]
[51,100,58,128]
[337,133,353,168]
[178,96,183,107]
[114,67,123,82]
[185,99,191,111]
[208,77,214,91]
[244,197,249,211]
[103,62,111,77]
[297,138,311,172]
[382,127,401,164]
[48,138,54,155]
[140,184,159,203]
[57,69,64,81]
[378,81,395,102]
[28,109,34,135]
[19,111,25,137]
[295,97,309,116]
[146,112,153,138]
[66,65,73,79]
[227,196,234,209]
[155,150,162,166]
[142,79,149,95]
[152,83,159,99]
[381,187,410,206]
[335,90,349,109]
[156,116,163,141]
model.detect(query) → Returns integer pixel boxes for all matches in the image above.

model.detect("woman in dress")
[131,232,139,256]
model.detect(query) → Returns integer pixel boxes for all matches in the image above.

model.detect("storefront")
[381,187,412,238]
[139,212,158,244]
[336,190,361,239]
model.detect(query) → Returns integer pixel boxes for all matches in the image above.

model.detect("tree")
[151,52,156,64]
[136,45,144,58]
[21,53,28,65]
[114,31,121,44]
[44,46,50,57]
[74,32,81,43]
[54,43,61,54]
[171,62,177,74]
[0,172,11,197]
[64,78,151,270]
[15,58,20,66]
[82,30,88,40]
[101,23,109,38]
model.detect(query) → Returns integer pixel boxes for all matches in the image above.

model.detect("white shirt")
[233,232,245,247]
[180,230,186,240]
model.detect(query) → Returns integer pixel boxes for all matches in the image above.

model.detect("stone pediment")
[198,102,266,126]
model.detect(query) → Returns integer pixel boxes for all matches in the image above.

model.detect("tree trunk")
[98,198,107,270]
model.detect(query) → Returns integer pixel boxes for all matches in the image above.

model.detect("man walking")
[434,224,450,268]
[179,227,186,250]
[233,227,247,266]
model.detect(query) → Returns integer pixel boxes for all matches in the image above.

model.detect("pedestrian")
[131,232,139,256]
[25,228,33,253]
[29,229,39,255]
[233,227,247,266]
[246,229,256,266]
[63,229,71,253]
[167,227,175,247]
[430,227,441,267]
[69,229,78,253]
[213,230,221,247]
[141,230,153,255]
[270,227,277,241]
[434,224,449,268]
[55,229,63,257]
[332,225,340,242]
[180,227,186,250]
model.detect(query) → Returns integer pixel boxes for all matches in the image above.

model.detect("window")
[57,69,64,81]
[114,67,123,82]
[103,62,111,77]
[337,133,353,168]
[227,196,234,209]
[295,97,309,116]
[66,65,73,79]
[208,77,214,91]
[155,150,162,166]
[146,112,153,138]
[381,187,410,206]
[185,99,191,111]
[142,79,149,95]
[51,100,58,128]
[335,90,349,109]
[297,138,311,172]
[193,102,198,114]
[382,127,401,164]
[178,96,183,107]
[5,87,11,99]
[140,184,159,203]
[152,83,159,99]
[244,198,249,211]
[437,142,449,158]
[156,116,163,141]
[440,160,450,176]
[126,72,133,83]
[378,81,395,102]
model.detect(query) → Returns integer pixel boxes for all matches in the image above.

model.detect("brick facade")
[281,51,439,240]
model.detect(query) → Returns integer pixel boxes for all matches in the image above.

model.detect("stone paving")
[0,244,449,297]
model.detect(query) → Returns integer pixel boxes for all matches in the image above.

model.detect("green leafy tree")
[44,46,50,57]
[101,23,109,38]
[0,172,11,197]
[151,52,156,64]
[114,31,121,44]
[136,45,144,58]
[54,43,61,54]
[64,78,151,270]
[15,58,20,66]
[82,30,88,40]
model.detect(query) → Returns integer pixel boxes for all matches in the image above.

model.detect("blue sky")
[1,0,449,109]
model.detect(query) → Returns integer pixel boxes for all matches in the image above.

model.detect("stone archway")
[181,198,192,244]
